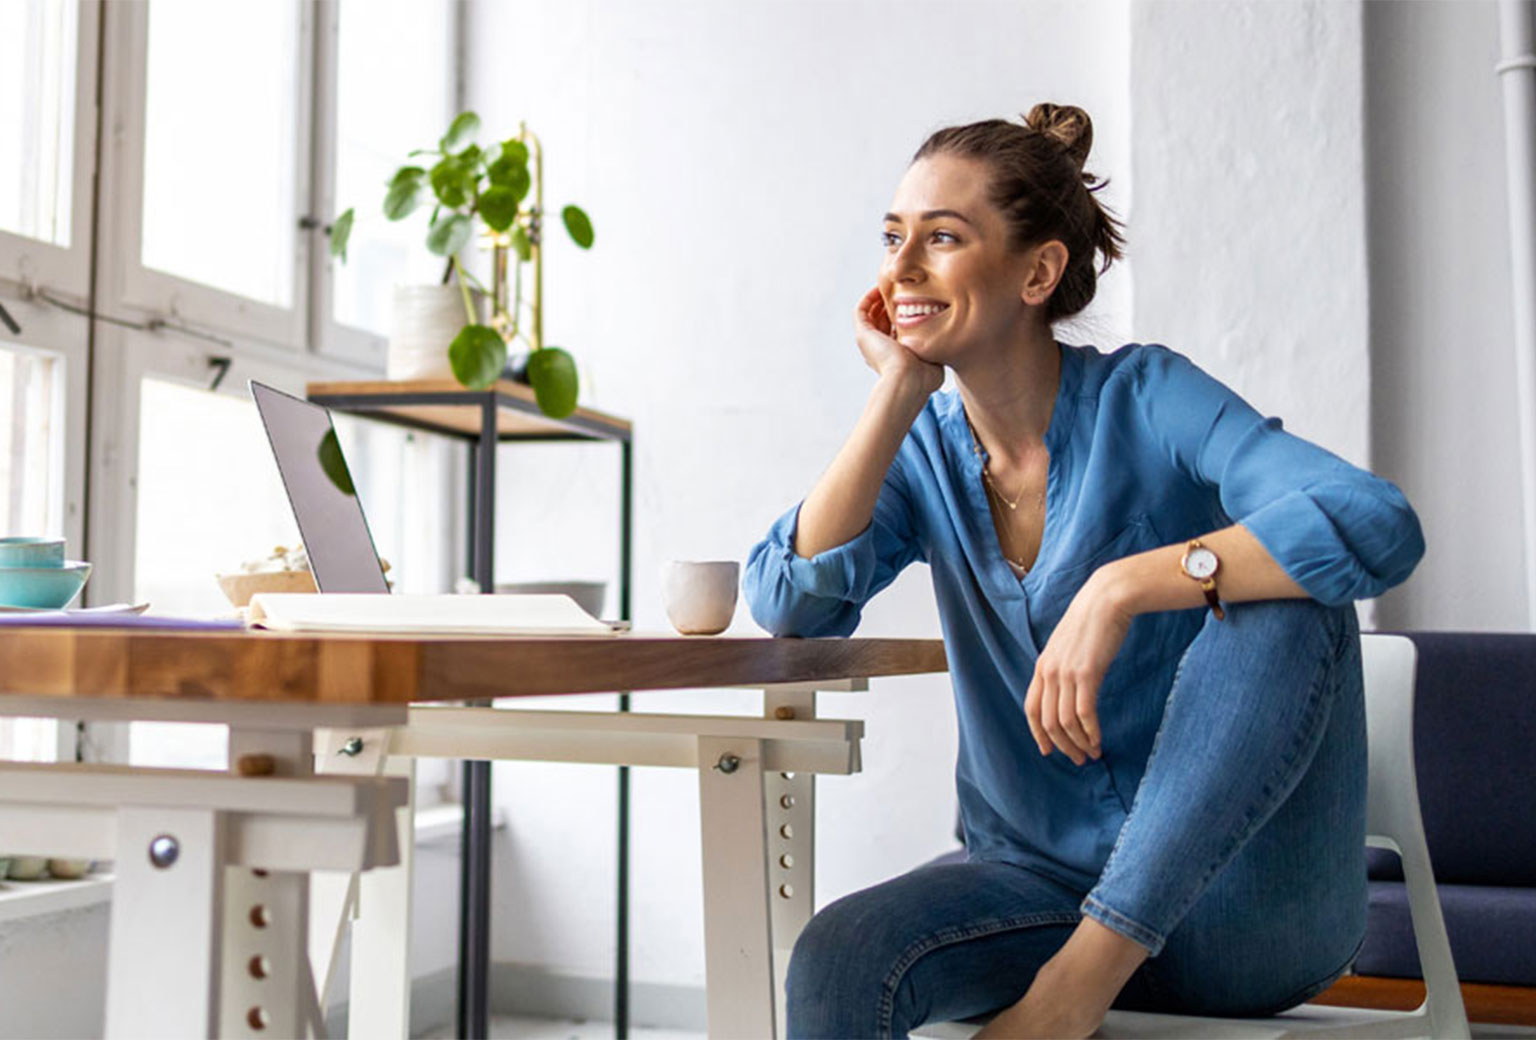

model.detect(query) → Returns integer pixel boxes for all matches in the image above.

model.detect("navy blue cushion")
[1354,879,1536,986]
[1376,632,1536,887]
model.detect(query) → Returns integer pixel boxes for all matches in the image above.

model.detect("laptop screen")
[249,380,391,595]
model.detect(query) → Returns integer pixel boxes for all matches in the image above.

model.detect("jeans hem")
[1079,895,1165,957]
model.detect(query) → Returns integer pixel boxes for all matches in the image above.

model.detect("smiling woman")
[743,103,1424,1039]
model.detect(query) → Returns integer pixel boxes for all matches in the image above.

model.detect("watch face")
[1184,546,1218,580]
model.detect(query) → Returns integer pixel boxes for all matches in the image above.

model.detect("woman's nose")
[888,239,924,281]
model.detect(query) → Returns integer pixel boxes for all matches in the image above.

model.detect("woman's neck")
[953,327,1062,466]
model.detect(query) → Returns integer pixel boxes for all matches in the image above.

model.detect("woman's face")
[878,153,1047,365]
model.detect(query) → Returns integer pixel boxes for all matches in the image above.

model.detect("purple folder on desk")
[0,614,243,630]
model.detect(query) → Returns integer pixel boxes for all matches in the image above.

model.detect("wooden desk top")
[0,629,947,707]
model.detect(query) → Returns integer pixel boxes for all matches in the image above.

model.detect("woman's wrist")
[874,368,938,414]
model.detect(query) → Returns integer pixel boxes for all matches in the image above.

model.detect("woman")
[742,104,1424,1040]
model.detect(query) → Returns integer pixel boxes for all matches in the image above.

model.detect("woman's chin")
[900,334,948,365]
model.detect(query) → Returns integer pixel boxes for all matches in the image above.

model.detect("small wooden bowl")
[216,569,318,608]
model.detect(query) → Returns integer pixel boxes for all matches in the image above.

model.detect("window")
[331,0,455,337]
[138,0,304,309]
[0,0,79,248]
[0,346,64,537]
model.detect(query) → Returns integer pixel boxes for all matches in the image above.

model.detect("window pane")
[0,0,78,246]
[140,0,300,307]
[332,0,453,335]
[0,346,64,538]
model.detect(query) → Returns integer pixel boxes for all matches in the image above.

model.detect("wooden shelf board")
[305,379,632,441]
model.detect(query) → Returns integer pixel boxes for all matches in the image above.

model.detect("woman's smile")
[894,297,951,328]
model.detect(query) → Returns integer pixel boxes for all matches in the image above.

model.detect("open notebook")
[247,593,623,636]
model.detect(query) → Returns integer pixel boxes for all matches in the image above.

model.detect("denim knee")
[786,898,892,1038]
[1223,598,1354,654]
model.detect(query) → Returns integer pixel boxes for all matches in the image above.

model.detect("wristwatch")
[1180,539,1226,620]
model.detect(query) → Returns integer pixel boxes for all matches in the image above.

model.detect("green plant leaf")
[328,207,354,261]
[456,143,482,167]
[449,324,507,390]
[488,160,531,204]
[430,157,467,208]
[442,111,481,153]
[500,139,529,166]
[479,185,518,232]
[317,428,356,496]
[426,212,472,256]
[527,346,578,418]
[389,165,426,186]
[510,225,532,261]
[562,205,594,249]
[383,178,421,220]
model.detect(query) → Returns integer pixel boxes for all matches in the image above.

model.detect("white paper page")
[246,593,617,635]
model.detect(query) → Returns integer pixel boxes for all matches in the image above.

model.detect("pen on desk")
[0,299,20,336]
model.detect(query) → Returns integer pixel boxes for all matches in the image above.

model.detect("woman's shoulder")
[1072,341,1177,388]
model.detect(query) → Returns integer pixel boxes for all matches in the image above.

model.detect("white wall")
[467,0,1134,997]
[1363,0,1529,631]
[1131,1,1371,465]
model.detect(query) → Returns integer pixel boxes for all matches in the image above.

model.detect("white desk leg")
[222,729,316,1039]
[698,734,777,1039]
[105,807,227,1039]
[312,729,415,1040]
[763,689,817,1040]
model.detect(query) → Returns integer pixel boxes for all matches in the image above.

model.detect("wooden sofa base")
[1311,975,1536,1026]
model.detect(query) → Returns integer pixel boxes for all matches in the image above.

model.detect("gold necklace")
[965,412,1045,573]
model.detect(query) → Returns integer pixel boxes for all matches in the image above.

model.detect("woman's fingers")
[1024,669,1050,756]
[1058,678,1097,763]
[1028,662,1100,766]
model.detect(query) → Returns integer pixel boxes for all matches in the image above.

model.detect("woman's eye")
[881,229,958,248]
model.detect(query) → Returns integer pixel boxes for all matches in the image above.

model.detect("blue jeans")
[787,600,1368,1038]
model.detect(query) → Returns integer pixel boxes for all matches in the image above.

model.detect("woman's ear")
[1021,240,1069,307]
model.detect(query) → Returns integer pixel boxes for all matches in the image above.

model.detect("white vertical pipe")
[1497,0,1536,629]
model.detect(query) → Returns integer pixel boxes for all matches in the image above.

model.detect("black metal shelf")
[307,379,634,1040]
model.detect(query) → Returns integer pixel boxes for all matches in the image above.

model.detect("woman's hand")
[1025,569,1136,766]
[854,287,944,395]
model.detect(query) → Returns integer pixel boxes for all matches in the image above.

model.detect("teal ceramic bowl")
[0,561,91,609]
[0,537,66,568]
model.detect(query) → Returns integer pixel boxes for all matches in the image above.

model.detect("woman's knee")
[786,895,898,1036]
[1222,598,1355,653]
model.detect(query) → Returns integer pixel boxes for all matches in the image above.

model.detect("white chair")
[916,634,1473,1040]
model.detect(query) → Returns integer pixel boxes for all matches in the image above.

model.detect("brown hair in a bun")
[913,103,1124,322]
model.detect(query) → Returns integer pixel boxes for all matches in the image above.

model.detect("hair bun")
[1023,102,1093,172]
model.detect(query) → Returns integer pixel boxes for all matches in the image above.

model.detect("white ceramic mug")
[663,561,740,636]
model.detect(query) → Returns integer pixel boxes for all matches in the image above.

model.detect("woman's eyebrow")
[882,208,976,227]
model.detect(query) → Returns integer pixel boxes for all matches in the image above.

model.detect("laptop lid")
[249,380,391,594]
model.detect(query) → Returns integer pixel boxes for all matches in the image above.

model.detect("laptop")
[249,380,391,595]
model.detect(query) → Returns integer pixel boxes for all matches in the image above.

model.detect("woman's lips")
[895,306,949,328]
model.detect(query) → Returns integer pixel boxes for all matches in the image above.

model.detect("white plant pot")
[388,284,486,382]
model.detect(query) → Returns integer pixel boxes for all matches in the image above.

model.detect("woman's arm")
[795,373,932,557]
[1094,521,1305,615]
[741,288,942,637]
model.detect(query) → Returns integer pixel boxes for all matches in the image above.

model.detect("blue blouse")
[743,342,1424,892]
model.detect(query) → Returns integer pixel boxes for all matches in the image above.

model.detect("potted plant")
[330,111,594,419]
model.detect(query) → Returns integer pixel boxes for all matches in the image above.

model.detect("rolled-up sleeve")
[1135,346,1425,606]
[743,453,924,637]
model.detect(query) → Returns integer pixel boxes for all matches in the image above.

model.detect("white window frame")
[99,1,316,353]
[0,0,100,298]
[0,0,99,558]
